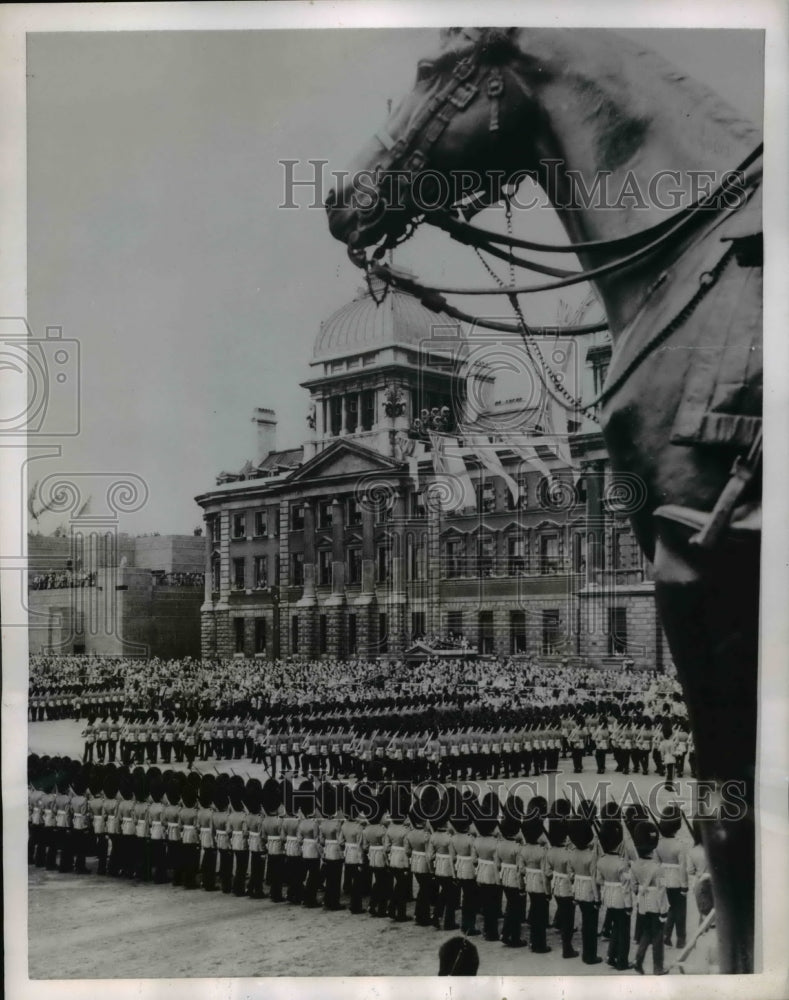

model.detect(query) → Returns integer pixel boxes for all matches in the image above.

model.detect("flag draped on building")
[463,433,520,503]
[428,431,476,511]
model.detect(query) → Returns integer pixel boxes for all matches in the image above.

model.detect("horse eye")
[416,60,435,82]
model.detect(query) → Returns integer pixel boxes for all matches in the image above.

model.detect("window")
[207,516,218,543]
[539,533,561,574]
[234,618,245,654]
[254,510,268,537]
[447,610,464,637]
[319,615,327,654]
[329,396,342,436]
[411,611,426,640]
[510,610,527,654]
[611,525,641,572]
[408,533,426,580]
[318,549,332,586]
[318,500,333,529]
[347,613,357,655]
[507,474,529,510]
[608,606,628,655]
[476,534,495,577]
[291,503,305,531]
[211,555,220,592]
[347,547,361,585]
[254,618,266,654]
[232,513,246,539]
[291,615,299,653]
[361,389,375,431]
[347,356,360,370]
[445,537,465,578]
[478,610,494,655]
[476,480,496,514]
[411,491,426,518]
[507,535,526,575]
[232,557,246,590]
[347,497,362,526]
[291,552,304,586]
[378,612,388,653]
[591,348,612,397]
[377,544,391,583]
[572,532,587,575]
[254,555,268,589]
[346,395,359,434]
[542,609,561,654]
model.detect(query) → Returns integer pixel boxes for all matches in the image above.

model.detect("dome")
[312,277,462,363]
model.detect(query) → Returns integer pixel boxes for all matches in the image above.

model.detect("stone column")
[388,487,408,656]
[355,498,378,658]
[297,500,317,656]
[325,497,346,658]
[585,461,606,581]
[426,493,442,635]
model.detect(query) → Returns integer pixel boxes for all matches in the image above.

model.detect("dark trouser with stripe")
[266,853,284,900]
[181,844,199,888]
[528,891,550,950]
[458,878,478,933]
[555,896,576,955]
[72,830,89,872]
[664,887,687,947]
[635,912,666,973]
[370,866,392,916]
[57,829,73,872]
[433,875,458,928]
[150,838,167,882]
[344,863,364,913]
[479,884,502,940]
[248,851,266,898]
[388,867,410,920]
[285,856,303,902]
[219,848,233,893]
[595,749,607,773]
[501,886,524,943]
[201,847,217,890]
[414,872,434,925]
[232,849,249,896]
[606,907,631,968]
[579,900,599,962]
[323,859,344,910]
[302,858,322,906]
[571,748,584,772]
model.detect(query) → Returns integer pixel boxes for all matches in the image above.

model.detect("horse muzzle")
[325,185,411,251]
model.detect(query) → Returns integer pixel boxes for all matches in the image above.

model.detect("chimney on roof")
[252,407,277,465]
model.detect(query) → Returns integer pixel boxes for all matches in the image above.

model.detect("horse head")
[326,28,538,259]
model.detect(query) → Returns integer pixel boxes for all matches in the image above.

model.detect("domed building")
[195,280,663,667]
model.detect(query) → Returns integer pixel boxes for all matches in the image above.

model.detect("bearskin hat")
[528,794,548,818]
[498,812,520,840]
[632,820,660,855]
[546,817,568,848]
[658,805,683,838]
[280,777,294,815]
[295,778,315,816]
[567,817,594,850]
[149,776,165,803]
[181,783,197,809]
[503,791,525,824]
[598,821,623,854]
[213,785,229,812]
[470,790,499,837]
[600,800,622,821]
[521,814,544,844]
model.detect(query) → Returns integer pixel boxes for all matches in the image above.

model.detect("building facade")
[27,533,205,658]
[196,282,665,669]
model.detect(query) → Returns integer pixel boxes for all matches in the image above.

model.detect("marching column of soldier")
[65,701,695,790]
[28,752,711,974]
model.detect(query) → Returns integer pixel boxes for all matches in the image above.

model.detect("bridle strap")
[427,138,764,257]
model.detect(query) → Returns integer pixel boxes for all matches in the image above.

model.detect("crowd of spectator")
[29,570,97,591]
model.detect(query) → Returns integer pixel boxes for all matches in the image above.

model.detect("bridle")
[341,31,763,418]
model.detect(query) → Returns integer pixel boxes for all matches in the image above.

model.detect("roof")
[216,446,304,486]
[312,278,463,363]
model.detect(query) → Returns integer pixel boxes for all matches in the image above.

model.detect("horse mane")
[439,27,759,142]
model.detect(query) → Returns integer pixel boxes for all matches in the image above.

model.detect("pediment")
[287,439,404,484]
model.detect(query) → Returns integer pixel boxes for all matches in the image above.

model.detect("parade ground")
[28,719,702,979]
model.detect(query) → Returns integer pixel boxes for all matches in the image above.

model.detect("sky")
[25,27,764,534]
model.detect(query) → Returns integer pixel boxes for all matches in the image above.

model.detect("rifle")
[668,908,716,972]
